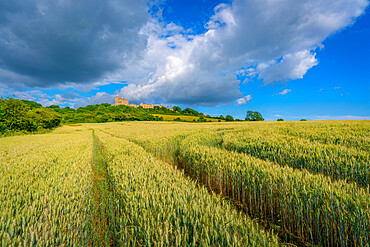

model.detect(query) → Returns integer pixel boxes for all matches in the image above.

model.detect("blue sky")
[0,0,369,121]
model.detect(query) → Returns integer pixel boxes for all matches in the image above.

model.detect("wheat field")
[1,121,369,246]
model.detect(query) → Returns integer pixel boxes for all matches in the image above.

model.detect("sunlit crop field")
[1,120,369,246]
[152,114,223,122]
[0,126,92,245]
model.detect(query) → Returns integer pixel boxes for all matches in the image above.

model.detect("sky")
[0,0,369,121]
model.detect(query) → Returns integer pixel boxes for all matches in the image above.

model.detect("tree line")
[0,98,266,135]
[0,98,61,134]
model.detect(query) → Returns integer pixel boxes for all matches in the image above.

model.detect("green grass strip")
[89,131,119,246]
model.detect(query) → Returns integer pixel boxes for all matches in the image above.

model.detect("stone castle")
[113,96,173,111]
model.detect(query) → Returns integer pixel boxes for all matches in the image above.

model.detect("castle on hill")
[113,96,173,111]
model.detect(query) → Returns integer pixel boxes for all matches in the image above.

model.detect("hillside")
[152,114,224,122]
[0,97,224,135]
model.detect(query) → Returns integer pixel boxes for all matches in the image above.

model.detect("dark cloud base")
[0,0,148,87]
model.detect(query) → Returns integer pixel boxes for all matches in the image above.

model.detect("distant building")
[140,103,155,109]
[113,96,174,111]
[114,96,128,106]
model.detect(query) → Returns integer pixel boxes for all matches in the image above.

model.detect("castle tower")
[115,96,129,106]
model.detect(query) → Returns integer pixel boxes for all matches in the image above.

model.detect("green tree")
[21,100,42,109]
[245,111,264,121]
[197,115,206,122]
[173,106,182,113]
[225,115,234,121]
[48,105,60,109]
[1,98,29,131]
[96,113,109,123]
[300,119,307,121]
[30,108,61,129]
[277,118,284,121]
[182,108,199,116]
[0,100,6,133]
[0,98,61,132]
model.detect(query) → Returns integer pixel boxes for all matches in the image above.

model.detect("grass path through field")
[88,132,118,246]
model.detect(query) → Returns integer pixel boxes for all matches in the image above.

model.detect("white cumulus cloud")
[236,95,252,105]
[113,0,368,106]
[278,89,292,96]
[257,51,318,84]
[0,0,368,107]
